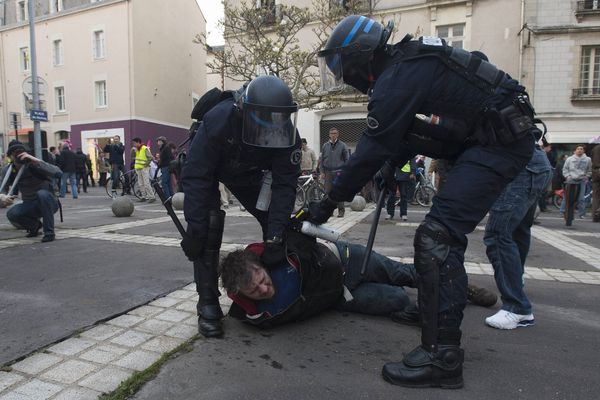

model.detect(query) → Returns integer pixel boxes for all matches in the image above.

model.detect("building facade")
[0,0,206,167]
[222,0,599,153]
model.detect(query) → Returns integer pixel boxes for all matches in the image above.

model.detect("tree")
[196,0,382,109]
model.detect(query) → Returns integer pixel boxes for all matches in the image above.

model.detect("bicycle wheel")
[416,186,435,207]
[105,177,114,198]
[293,186,306,214]
[306,183,326,203]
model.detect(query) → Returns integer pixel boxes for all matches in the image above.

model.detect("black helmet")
[240,75,298,148]
[6,140,29,157]
[317,15,393,94]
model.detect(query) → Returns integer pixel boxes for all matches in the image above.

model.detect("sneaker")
[385,215,393,220]
[41,233,55,243]
[337,209,345,218]
[401,215,408,221]
[26,220,42,238]
[485,309,534,330]
[467,284,497,307]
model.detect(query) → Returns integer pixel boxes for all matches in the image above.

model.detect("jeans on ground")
[386,180,410,217]
[559,180,586,217]
[60,172,78,198]
[160,166,173,198]
[334,241,417,315]
[7,189,59,235]
[483,153,551,315]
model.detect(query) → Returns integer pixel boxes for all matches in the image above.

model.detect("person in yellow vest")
[385,159,416,221]
[132,137,155,202]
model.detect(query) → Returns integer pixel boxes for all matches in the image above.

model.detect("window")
[329,0,370,11]
[574,46,600,97]
[49,0,63,14]
[55,86,66,112]
[256,0,276,25]
[16,1,27,22]
[52,39,64,66]
[437,24,465,49]
[579,0,599,11]
[95,80,107,107]
[19,47,30,72]
[93,30,105,59]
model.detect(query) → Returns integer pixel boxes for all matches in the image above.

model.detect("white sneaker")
[401,215,408,221]
[485,310,535,330]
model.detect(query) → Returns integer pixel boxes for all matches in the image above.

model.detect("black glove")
[180,235,206,261]
[308,196,337,225]
[261,237,286,268]
[374,161,396,191]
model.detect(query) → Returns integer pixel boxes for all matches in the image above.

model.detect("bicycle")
[105,168,157,200]
[552,184,593,210]
[409,168,436,207]
[293,173,326,213]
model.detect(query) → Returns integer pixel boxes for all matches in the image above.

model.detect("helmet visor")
[242,103,298,148]
[318,51,345,93]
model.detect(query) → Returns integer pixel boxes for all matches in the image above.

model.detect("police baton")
[360,185,388,275]
[151,178,187,239]
[6,166,26,197]
[0,166,14,194]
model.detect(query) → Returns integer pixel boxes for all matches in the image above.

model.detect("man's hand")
[374,161,396,191]
[16,152,40,165]
[0,194,15,208]
[180,235,205,261]
[261,237,286,268]
[308,196,337,225]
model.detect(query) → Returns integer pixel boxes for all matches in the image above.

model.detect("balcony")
[571,87,600,100]
[575,1,600,20]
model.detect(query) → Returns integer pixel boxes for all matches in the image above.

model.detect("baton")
[7,167,25,197]
[151,178,187,238]
[0,167,13,193]
[360,185,388,275]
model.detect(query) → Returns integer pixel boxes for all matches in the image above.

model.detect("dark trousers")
[418,134,534,333]
[77,171,88,192]
[386,180,410,217]
[7,190,59,235]
[160,166,173,198]
[323,171,345,212]
[111,163,129,194]
[99,172,107,187]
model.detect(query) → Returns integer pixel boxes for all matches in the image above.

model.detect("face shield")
[242,103,299,148]
[318,49,345,93]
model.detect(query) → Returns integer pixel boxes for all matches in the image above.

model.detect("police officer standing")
[180,75,301,338]
[311,15,538,388]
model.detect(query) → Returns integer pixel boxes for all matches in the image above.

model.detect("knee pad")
[205,209,225,251]
[414,219,454,276]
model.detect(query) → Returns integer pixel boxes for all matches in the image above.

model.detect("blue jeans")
[160,166,173,198]
[334,242,418,315]
[559,180,587,217]
[7,189,59,235]
[59,171,78,198]
[483,155,552,315]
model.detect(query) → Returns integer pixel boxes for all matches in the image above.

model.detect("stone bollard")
[172,192,185,211]
[350,195,366,211]
[111,196,135,217]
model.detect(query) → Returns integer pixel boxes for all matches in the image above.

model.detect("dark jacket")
[75,151,87,173]
[103,142,125,165]
[320,140,349,172]
[0,161,61,201]
[395,159,417,182]
[58,148,77,173]
[158,143,174,168]
[181,97,301,239]
[228,231,344,328]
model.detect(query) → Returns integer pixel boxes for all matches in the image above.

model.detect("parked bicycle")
[410,168,436,207]
[293,173,326,213]
[552,184,593,209]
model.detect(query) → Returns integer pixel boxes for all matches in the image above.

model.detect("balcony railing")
[571,87,600,100]
[575,1,600,19]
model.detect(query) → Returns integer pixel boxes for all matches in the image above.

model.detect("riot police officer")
[180,75,302,338]
[311,15,538,388]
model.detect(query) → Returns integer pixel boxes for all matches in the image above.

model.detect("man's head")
[220,249,275,301]
[329,128,339,143]
[157,136,167,146]
[132,137,142,149]
[6,140,29,164]
[575,145,585,156]
[113,135,121,144]
[301,138,308,149]
[49,146,56,154]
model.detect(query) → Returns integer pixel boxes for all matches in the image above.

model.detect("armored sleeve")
[328,60,436,202]
[181,121,223,236]
[267,133,302,239]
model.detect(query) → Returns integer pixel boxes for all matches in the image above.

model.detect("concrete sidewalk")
[1,187,599,399]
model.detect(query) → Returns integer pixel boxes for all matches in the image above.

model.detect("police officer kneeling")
[180,75,301,338]
[311,16,539,388]
[0,141,61,242]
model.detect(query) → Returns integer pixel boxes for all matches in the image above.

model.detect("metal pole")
[27,0,42,158]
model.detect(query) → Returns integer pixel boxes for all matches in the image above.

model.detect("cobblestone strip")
[0,283,235,400]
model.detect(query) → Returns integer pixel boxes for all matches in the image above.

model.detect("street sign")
[30,109,48,122]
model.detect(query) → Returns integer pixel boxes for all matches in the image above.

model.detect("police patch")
[367,115,379,130]
[290,148,302,165]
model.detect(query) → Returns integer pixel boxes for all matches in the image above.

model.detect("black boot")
[382,344,464,389]
[391,303,420,326]
[197,302,224,338]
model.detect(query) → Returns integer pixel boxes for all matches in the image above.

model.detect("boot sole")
[382,372,463,389]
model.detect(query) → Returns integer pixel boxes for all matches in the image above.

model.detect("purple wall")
[70,119,188,165]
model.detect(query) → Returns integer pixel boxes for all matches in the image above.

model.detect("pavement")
[0,186,599,400]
